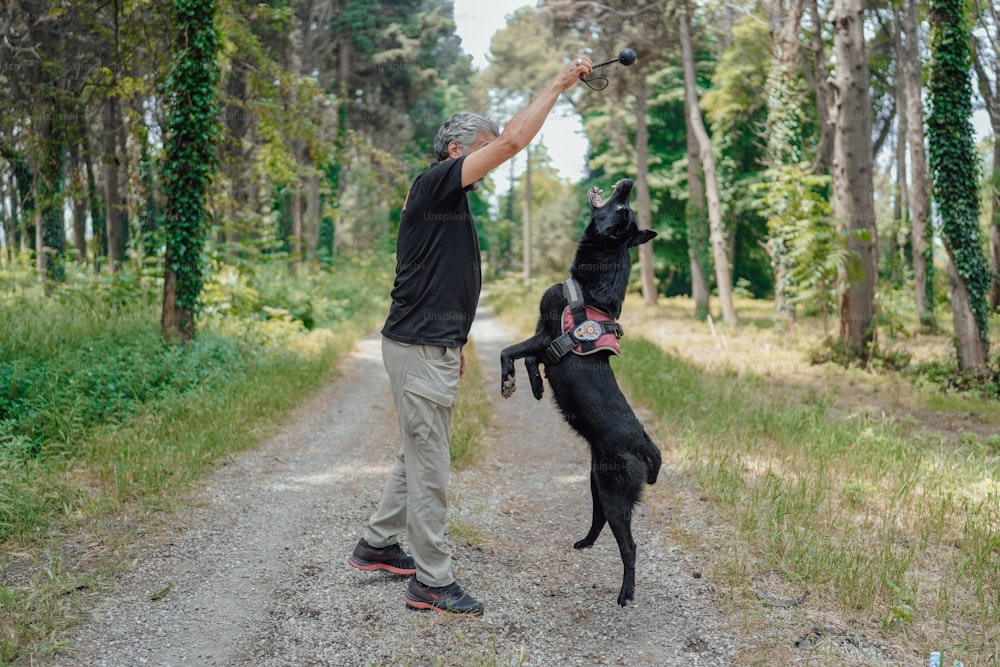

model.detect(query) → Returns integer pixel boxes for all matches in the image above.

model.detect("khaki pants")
[364,336,461,587]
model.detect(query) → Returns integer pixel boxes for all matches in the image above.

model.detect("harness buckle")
[545,333,577,364]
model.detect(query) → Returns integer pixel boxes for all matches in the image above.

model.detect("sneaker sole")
[347,556,416,576]
[403,593,483,616]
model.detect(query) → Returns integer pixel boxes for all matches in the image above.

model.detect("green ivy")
[927,0,991,343]
[761,62,806,327]
[161,0,221,313]
[755,163,838,318]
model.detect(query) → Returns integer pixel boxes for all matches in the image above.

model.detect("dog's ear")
[629,229,657,247]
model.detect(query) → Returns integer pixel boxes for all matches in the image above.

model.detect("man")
[348,54,595,616]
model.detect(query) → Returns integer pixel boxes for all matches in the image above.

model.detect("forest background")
[2,0,1000,663]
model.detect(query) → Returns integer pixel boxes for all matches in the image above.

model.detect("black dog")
[500,178,662,606]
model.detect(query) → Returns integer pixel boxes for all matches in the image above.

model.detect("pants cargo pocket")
[401,371,455,444]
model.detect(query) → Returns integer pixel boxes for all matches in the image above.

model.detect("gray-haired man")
[349,54,594,615]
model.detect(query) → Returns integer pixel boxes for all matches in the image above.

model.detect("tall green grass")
[450,338,491,468]
[614,336,999,659]
[0,254,393,663]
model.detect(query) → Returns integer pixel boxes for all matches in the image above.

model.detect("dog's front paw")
[501,374,516,398]
[529,376,544,400]
[525,358,544,400]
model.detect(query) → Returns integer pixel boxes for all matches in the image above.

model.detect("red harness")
[544,278,623,363]
[561,305,621,356]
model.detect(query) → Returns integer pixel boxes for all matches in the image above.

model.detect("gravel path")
[52,306,743,666]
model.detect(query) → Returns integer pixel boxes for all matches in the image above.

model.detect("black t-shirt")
[381,156,481,347]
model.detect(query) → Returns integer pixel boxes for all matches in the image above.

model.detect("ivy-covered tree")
[760,0,806,330]
[160,0,221,343]
[927,0,991,371]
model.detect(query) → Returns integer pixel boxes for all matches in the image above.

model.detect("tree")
[830,0,878,358]
[161,0,221,344]
[683,90,711,320]
[761,0,806,330]
[971,0,1000,312]
[679,2,738,327]
[927,0,991,371]
[701,15,773,306]
[805,0,834,175]
[901,0,937,329]
[2,0,85,287]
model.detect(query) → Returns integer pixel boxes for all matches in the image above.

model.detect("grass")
[487,280,1000,666]
[0,255,393,664]
[450,337,492,468]
[618,337,1000,664]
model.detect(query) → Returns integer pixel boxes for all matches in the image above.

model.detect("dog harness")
[544,278,623,363]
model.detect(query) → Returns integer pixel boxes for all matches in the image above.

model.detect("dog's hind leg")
[573,469,606,549]
[603,495,638,606]
[525,355,545,400]
[642,432,662,485]
[500,334,550,398]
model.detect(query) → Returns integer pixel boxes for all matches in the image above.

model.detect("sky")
[451,0,591,188]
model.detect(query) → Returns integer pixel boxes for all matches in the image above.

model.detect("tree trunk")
[103,96,126,272]
[684,93,710,320]
[85,147,105,272]
[765,0,805,330]
[9,171,22,256]
[307,172,320,258]
[3,148,33,255]
[38,113,67,285]
[3,175,15,264]
[927,0,990,371]
[35,192,44,282]
[830,0,878,357]
[523,146,532,282]
[634,71,657,305]
[161,0,220,344]
[680,6,737,327]
[971,13,1000,312]
[892,10,909,286]
[947,256,988,367]
[903,0,935,329]
[161,256,194,343]
[72,188,88,266]
[990,133,1000,311]
[991,72,1000,314]
[807,0,834,175]
[69,140,88,265]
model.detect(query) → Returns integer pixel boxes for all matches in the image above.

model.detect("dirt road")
[53,307,740,666]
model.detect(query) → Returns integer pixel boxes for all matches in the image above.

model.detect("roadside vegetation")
[488,278,1000,666]
[0,254,392,663]
[451,337,492,469]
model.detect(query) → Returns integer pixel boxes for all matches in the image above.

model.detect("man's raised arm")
[459,55,593,188]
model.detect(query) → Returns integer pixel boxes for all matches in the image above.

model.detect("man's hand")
[557,55,594,91]
[460,54,594,189]
[460,352,466,378]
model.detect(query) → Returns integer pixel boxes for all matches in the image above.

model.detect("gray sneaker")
[404,576,484,616]
[347,538,416,576]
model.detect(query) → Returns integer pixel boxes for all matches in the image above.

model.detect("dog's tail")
[643,433,662,485]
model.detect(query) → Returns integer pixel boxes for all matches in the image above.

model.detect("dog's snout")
[611,179,634,203]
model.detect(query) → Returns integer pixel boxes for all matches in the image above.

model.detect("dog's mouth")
[588,179,634,208]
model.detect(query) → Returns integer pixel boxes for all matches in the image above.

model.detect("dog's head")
[586,179,657,248]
